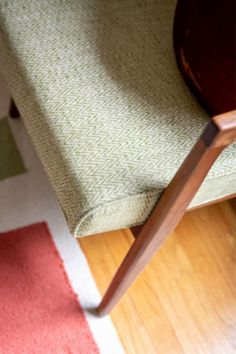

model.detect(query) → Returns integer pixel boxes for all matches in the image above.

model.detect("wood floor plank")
[79,200,236,354]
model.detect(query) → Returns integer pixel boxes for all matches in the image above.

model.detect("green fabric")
[0,0,235,237]
[0,118,26,181]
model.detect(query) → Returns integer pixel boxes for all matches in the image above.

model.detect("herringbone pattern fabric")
[0,0,235,236]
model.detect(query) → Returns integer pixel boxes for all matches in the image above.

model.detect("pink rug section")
[0,222,99,354]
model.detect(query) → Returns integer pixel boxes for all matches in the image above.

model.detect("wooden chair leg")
[97,111,236,316]
[9,99,20,118]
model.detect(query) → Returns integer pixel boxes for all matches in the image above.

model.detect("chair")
[0,0,235,315]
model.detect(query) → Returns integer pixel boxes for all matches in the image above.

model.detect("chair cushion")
[0,0,235,237]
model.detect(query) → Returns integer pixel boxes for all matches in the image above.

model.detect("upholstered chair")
[0,0,235,315]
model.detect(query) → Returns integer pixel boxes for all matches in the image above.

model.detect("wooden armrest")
[213,110,236,131]
[202,110,236,148]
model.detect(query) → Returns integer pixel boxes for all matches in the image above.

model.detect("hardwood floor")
[79,200,236,354]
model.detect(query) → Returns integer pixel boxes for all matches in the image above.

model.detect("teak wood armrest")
[97,110,236,315]
[211,110,236,147]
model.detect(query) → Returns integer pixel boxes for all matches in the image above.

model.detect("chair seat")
[0,0,235,237]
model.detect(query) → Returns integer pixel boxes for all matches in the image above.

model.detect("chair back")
[173,0,236,115]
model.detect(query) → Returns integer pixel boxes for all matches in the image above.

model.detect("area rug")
[0,74,124,353]
[0,223,98,354]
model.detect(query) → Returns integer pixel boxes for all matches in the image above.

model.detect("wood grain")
[79,200,236,354]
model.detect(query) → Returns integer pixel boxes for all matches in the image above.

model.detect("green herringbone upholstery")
[0,0,235,236]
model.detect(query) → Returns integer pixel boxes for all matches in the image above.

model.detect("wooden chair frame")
[97,110,236,316]
[9,101,236,316]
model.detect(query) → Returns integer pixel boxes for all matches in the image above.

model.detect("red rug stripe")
[0,222,99,354]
